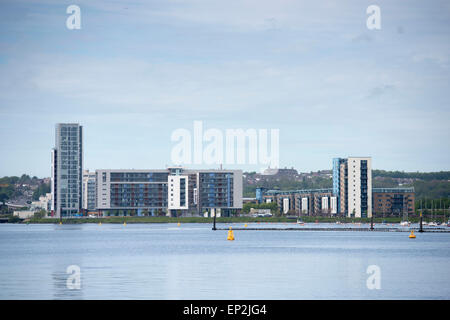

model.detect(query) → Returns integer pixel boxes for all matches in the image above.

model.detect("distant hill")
[0,175,49,206]
[372,170,450,200]
[243,170,332,197]
[373,170,450,181]
[244,169,450,200]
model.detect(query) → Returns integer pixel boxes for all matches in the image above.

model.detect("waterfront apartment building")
[263,189,337,216]
[260,186,415,218]
[332,157,372,218]
[257,158,416,218]
[51,123,83,217]
[82,170,96,212]
[95,167,242,217]
[372,187,415,217]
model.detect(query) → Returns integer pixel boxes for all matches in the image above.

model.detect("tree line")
[372,170,450,181]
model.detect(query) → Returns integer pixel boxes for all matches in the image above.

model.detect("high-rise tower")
[51,123,83,217]
[332,157,372,218]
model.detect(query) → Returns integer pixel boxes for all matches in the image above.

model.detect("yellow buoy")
[244,223,248,228]
[227,227,235,241]
[59,221,62,225]
[409,230,416,239]
[177,222,181,227]
[123,222,126,226]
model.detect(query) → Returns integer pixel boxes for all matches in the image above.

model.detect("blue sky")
[0,0,449,177]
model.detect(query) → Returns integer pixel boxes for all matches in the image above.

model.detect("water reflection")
[51,224,85,299]
[52,268,83,300]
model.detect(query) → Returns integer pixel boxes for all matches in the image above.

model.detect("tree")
[34,210,47,219]
[18,174,32,185]
[8,215,21,223]
[0,184,14,204]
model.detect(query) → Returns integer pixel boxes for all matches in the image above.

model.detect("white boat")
[400,221,410,226]
[428,222,438,227]
[296,219,305,225]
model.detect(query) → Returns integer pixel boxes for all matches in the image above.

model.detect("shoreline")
[15,216,437,224]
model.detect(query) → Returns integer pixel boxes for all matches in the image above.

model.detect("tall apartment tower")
[332,157,372,218]
[51,123,83,217]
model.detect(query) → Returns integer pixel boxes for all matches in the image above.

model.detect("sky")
[0,0,449,177]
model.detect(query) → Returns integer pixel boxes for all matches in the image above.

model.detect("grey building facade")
[51,123,83,217]
[82,170,96,211]
[95,167,242,217]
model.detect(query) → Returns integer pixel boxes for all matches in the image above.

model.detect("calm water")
[0,223,449,300]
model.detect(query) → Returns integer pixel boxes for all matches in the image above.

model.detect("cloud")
[1,0,450,175]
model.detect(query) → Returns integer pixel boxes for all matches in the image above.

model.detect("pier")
[215,227,450,233]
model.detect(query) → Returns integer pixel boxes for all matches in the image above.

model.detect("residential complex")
[261,157,372,217]
[95,168,242,217]
[47,124,412,219]
[263,189,337,216]
[51,123,83,218]
[259,157,414,217]
[372,187,415,217]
